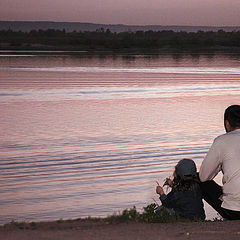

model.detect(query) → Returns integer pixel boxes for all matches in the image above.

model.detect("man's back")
[200,129,240,211]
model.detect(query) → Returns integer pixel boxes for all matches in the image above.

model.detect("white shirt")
[199,129,240,211]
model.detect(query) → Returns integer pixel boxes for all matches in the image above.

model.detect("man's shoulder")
[211,133,230,148]
[214,130,240,143]
[214,132,227,143]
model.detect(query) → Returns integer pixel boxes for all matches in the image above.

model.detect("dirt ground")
[1,220,240,240]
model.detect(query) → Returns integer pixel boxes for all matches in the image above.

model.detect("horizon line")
[0,20,240,28]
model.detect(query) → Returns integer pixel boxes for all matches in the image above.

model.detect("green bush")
[106,203,188,223]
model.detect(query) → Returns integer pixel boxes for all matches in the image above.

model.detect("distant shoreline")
[1,29,240,53]
[1,46,240,54]
[1,21,240,33]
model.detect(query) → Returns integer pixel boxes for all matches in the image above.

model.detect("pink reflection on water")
[1,54,240,223]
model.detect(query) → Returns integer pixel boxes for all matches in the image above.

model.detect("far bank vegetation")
[1,28,240,51]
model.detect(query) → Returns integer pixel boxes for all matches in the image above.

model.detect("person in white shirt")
[199,105,240,220]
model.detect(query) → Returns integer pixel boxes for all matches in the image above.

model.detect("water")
[0,52,240,224]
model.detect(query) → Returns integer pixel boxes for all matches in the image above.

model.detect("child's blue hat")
[175,159,197,179]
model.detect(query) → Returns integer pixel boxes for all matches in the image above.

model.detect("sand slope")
[1,220,240,240]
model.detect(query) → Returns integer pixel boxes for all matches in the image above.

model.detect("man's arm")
[199,138,222,182]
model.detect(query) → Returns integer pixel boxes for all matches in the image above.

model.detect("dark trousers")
[200,180,240,220]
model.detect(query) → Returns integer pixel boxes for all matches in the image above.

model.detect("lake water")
[0,52,240,224]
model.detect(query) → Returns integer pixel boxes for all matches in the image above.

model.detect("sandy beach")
[1,219,240,240]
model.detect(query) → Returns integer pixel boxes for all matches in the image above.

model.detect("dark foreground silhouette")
[1,219,240,240]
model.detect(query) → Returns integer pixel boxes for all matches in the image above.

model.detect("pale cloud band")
[0,0,239,26]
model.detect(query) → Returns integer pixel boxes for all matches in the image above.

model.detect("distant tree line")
[1,28,240,50]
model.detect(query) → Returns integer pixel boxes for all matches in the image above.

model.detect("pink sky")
[0,0,239,26]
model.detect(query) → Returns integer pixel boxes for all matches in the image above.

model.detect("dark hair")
[224,105,240,129]
[172,174,200,191]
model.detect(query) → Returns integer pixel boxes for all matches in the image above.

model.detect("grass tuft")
[105,203,200,224]
[2,203,206,229]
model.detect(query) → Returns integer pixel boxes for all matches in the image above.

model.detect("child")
[156,158,205,220]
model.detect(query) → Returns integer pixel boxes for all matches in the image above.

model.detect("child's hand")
[163,178,173,187]
[156,186,165,195]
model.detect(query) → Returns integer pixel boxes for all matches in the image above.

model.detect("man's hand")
[156,186,165,195]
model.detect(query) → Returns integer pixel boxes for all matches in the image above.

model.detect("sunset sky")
[0,0,240,26]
